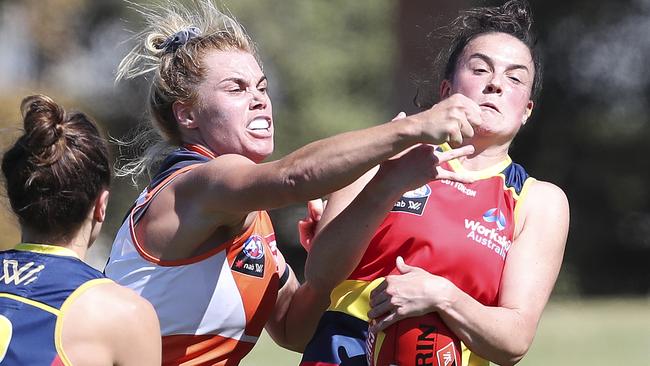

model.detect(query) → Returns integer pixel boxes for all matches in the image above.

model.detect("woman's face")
[445,32,535,140]
[189,49,273,162]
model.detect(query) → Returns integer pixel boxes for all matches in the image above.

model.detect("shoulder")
[525,180,569,211]
[65,281,159,335]
[517,179,570,235]
[60,281,160,364]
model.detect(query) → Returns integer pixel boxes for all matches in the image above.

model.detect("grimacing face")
[181,49,274,162]
[444,32,535,142]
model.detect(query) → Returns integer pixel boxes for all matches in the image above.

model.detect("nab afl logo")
[483,208,507,231]
[232,235,266,278]
[392,184,431,216]
[242,235,265,259]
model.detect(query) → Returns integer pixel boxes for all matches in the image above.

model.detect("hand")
[298,199,325,252]
[411,93,482,146]
[374,143,475,197]
[367,256,451,333]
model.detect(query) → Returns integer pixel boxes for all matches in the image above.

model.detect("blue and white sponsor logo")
[402,184,432,199]
[242,235,265,259]
[392,184,431,216]
[482,208,507,231]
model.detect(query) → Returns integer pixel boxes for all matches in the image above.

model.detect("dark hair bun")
[2,94,111,239]
[20,94,67,166]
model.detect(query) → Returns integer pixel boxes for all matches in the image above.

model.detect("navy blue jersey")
[0,243,110,365]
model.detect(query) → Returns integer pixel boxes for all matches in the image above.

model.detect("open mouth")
[480,103,500,113]
[247,117,271,131]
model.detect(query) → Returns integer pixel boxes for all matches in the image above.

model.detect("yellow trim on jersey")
[462,343,490,366]
[54,278,113,366]
[0,293,61,315]
[14,243,79,259]
[373,331,386,365]
[327,279,384,322]
[440,143,513,180]
[512,177,536,233]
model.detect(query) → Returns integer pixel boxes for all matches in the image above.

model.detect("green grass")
[521,298,650,365]
[241,298,650,365]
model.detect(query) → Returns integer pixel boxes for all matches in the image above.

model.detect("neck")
[458,137,512,171]
[21,221,94,260]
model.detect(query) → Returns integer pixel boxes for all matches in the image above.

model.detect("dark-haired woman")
[0,95,161,365]
[300,1,569,365]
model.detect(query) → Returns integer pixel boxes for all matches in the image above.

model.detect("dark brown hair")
[421,0,542,108]
[2,95,111,239]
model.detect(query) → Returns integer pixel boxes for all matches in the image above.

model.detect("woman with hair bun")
[104,0,480,364]
[0,95,161,365]
[300,1,569,365]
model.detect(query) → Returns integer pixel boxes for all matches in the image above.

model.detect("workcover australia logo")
[392,184,431,215]
[464,208,511,260]
[232,235,265,278]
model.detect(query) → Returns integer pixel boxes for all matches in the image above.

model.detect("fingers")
[368,295,392,319]
[369,279,388,301]
[395,256,412,274]
[307,199,324,221]
[436,145,475,163]
[435,168,474,184]
[392,111,407,122]
[298,219,314,251]
[369,311,400,334]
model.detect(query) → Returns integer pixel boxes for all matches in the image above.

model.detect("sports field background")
[241,298,650,365]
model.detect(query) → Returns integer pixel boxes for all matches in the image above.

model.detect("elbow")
[494,337,533,366]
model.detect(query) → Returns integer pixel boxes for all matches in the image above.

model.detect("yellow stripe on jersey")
[13,243,79,259]
[462,343,490,366]
[327,279,384,321]
[440,143,513,180]
[54,278,113,366]
[0,293,60,315]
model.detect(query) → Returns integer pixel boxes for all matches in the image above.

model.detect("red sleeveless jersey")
[350,157,532,305]
[300,155,534,366]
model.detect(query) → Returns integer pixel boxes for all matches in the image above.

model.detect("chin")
[249,148,274,163]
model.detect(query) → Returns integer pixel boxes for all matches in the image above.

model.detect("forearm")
[437,284,536,365]
[274,118,420,202]
[305,176,401,291]
[276,281,332,351]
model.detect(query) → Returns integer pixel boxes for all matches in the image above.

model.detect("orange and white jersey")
[105,146,282,365]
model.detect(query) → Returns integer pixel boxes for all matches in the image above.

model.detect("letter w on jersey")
[0,260,44,286]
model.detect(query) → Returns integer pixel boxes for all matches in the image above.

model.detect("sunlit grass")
[241,298,650,365]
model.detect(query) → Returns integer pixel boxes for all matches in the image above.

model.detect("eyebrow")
[469,53,530,73]
[219,75,267,86]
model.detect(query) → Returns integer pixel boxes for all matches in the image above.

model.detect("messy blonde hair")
[115,0,257,180]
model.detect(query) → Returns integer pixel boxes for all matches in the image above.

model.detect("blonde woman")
[105,0,479,364]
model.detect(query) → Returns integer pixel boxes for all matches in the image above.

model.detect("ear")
[173,101,199,130]
[439,79,452,99]
[93,189,110,223]
[522,100,534,125]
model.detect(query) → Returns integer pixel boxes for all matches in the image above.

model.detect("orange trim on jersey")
[162,334,255,366]
[130,209,264,267]
[127,163,214,266]
[183,143,217,159]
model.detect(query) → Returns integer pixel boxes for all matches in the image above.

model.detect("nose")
[485,76,503,95]
[248,88,268,110]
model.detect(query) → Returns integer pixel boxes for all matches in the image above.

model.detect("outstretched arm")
[368,181,569,365]
[265,144,476,351]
